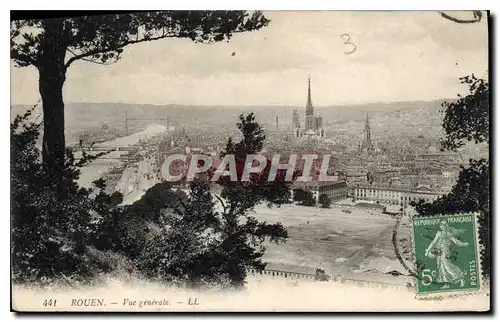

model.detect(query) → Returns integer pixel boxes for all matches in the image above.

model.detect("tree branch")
[11,50,38,67]
[214,194,227,215]
[64,23,257,68]
[67,48,117,66]
[65,33,177,68]
[81,57,119,66]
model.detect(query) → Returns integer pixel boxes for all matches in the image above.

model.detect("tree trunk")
[38,19,67,195]
[39,65,66,181]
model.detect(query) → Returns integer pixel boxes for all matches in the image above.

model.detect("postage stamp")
[412,213,481,295]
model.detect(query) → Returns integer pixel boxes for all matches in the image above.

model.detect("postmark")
[411,213,481,295]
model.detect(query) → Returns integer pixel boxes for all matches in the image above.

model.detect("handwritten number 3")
[341,33,356,55]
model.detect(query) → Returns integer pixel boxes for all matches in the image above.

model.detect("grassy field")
[252,204,413,277]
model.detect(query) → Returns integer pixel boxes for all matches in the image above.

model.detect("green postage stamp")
[412,213,481,295]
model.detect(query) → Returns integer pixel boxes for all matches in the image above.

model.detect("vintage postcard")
[10,10,490,312]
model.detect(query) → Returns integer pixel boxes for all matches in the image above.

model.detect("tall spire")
[363,113,371,143]
[306,76,313,116]
[308,75,311,98]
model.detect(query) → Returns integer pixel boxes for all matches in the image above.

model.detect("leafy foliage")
[293,188,316,206]
[440,74,489,151]
[11,11,270,68]
[127,181,233,289]
[11,107,122,284]
[219,113,296,207]
[207,113,291,287]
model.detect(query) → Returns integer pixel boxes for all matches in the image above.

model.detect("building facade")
[318,181,348,203]
[292,180,348,205]
[351,182,445,207]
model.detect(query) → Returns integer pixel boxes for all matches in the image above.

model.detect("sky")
[10,11,489,107]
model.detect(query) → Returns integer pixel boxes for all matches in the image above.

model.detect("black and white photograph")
[9,10,490,312]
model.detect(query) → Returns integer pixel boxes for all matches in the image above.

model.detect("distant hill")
[10,99,452,143]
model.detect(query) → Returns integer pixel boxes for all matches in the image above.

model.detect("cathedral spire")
[306,76,313,116]
[308,75,311,97]
[363,113,372,144]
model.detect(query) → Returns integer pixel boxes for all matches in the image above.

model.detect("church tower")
[360,113,374,153]
[305,76,314,131]
[292,109,300,129]
[363,113,371,143]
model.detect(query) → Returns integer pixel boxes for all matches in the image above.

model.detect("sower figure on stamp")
[425,220,469,289]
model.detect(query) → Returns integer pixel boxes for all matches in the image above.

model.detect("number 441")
[43,299,57,307]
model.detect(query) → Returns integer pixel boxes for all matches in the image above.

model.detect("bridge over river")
[75,124,167,188]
